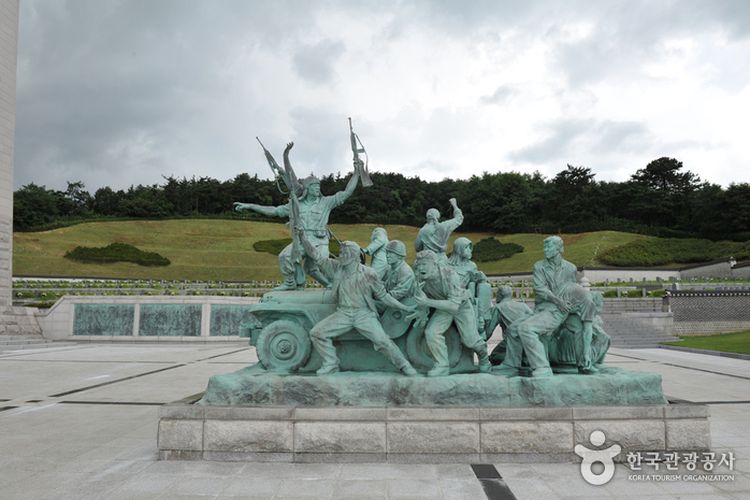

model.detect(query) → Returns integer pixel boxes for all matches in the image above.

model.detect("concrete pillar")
[0,0,19,308]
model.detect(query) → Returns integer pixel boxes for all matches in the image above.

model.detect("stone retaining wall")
[158,404,710,463]
[668,291,750,335]
[38,295,260,340]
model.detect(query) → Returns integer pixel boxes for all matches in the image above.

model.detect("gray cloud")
[12,0,750,191]
[510,119,652,164]
[293,39,346,84]
[481,85,516,105]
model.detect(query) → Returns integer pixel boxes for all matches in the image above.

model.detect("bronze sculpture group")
[234,131,609,377]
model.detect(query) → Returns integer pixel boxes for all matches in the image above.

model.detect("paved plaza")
[1,342,749,499]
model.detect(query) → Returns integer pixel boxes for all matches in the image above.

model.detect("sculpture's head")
[301,175,321,198]
[385,240,406,266]
[449,237,473,263]
[426,208,440,223]
[371,227,387,242]
[415,250,440,281]
[338,241,361,266]
[543,235,564,259]
[496,285,513,301]
[591,291,604,314]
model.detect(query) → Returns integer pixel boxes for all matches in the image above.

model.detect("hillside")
[12,220,650,281]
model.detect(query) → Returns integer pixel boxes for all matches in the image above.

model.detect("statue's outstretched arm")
[233,201,289,218]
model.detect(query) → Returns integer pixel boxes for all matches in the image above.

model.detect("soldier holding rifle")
[234,140,365,290]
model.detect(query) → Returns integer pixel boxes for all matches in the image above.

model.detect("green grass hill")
[13,219,650,281]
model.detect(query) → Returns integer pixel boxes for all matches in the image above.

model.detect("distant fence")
[667,290,750,335]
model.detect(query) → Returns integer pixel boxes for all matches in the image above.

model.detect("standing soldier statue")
[415,198,464,260]
[233,141,363,290]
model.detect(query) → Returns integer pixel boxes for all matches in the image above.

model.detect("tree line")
[13,157,750,241]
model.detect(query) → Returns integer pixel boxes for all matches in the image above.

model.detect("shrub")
[64,242,170,266]
[599,238,750,267]
[472,237,524,262]
[253,238,341,256]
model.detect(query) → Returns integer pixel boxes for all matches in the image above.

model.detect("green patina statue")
[299,229,418,376]
[233,141,362,290]
[198,127,662,409]
[448,237,494,336]
[412,250,492,376]
[548,291,611,370]
[382,240,416,302]
[414,198,464,259]
[508,235,578,377]
[228,132,611,380]
[487,285,534,367]
[490,239,611,377]
[363,227,389,279]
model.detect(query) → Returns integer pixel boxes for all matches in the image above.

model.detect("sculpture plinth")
[199,364,667,407]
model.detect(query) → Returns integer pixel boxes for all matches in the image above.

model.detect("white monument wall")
[0,0,19,307]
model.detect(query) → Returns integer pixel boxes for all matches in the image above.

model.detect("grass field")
[13,219,650,281]
[662,330,750,355]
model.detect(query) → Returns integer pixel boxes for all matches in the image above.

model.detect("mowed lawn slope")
[13,220,649,281]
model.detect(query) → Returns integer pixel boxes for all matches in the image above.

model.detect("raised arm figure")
[414,198,464,260]
[233,141,363,290]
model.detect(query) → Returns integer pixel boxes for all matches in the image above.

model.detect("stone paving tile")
[108,472,182,496]
[216,496,272,500]
[220,475,282,497]
[500,478,562,500]
[340,463,438,480]
[170,476,232,497]
[275,478,336,498]
[434,464,476,480]
[243,462,342,480]
[386,478,443,499]
[440,478,486,500]
[331,479,388,499]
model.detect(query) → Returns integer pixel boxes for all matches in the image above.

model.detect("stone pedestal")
[158,365,710,463]
[158,402,710,463]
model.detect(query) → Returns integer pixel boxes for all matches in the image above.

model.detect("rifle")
[256,138,303,265]
[348,117,373,187]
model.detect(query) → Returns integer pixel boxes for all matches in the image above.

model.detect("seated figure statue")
[511,235,577,377]
[298,229,418,376]
[411,250,491,376]
[448,237,493,335]
[414,198,463,260]
[497,281,600,375]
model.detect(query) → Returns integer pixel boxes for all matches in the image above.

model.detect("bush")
[253,238,341,256]
[472,237,524,262]
[599,238,750,267]
[64,242,170,266]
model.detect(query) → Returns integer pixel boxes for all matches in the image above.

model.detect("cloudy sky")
[14,0,750,191]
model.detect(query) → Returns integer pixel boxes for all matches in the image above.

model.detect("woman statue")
[363,227,389,279]
[448,237,492,335]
